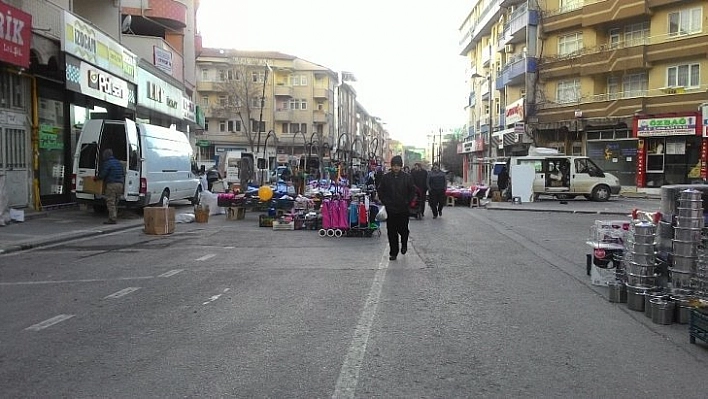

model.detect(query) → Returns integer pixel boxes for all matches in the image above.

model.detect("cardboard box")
[82,177,104,195]
[144,207,175,235]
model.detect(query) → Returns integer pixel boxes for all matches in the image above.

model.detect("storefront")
[460,137,484,184]
[585,125,636,188]
[136,62,185,128]
[0,3,32,208]
[635,113,704,189]
[39,11,138,207]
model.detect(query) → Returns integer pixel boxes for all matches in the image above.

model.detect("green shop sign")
[39,125,64,150]
[196,140,211,147]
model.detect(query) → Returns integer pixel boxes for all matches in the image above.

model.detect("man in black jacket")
[377,155,416,260]
[410,162,428,219]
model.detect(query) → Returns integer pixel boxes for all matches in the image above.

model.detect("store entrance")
[644,136,701,187]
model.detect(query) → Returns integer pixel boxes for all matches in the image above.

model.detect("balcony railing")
[537,84,708,110]
[313,88,332,100]
[275,109,293,121]
[274,85,293,97]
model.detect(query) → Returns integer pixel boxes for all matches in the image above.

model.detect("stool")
[447,196,455,207]
[470,197,480,208]
[511,196,522,204]
[227,207,246,220]
[492,191,502,202]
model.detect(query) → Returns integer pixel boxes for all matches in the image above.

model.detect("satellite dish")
[121,15,133,34]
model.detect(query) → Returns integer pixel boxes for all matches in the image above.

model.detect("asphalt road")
[1,204,706,398]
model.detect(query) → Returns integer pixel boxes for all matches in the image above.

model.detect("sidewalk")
[0,196,662,255]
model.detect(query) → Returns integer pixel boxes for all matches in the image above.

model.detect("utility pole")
[256,63,271,155]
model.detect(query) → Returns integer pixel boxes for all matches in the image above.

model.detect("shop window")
[646,138,664,173]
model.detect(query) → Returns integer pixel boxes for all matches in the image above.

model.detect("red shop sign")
[0,3,31,68]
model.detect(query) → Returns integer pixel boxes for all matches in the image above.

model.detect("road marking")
[196,254,216,261]
[332,250,391,399]
[25,314,75,331]
[104,287,141,299]
[158,269,184,278]
[202,288,230,305]
[0,276,153,286]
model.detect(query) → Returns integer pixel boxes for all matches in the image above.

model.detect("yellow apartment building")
[460,0,708,192]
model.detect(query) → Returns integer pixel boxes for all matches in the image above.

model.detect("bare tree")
[210,62,268,153]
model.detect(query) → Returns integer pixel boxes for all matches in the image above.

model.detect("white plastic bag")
[375,205,387,221]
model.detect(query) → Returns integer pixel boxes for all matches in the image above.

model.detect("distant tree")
[211,62,269,153]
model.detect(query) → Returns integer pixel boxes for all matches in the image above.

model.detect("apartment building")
[3,0,200,209]
[460,0,708,193]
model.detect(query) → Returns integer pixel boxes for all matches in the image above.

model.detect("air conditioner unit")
[504,44,515,53]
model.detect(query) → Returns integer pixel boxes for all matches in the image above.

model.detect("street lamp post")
[256,63,271,155]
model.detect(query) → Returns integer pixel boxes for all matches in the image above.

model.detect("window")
[251,96,262,108]
[300,124,307,134]
[607,76,619,99]
[251,120,265,132]
[201,96,209,107]
[622,73,648,97]
[281,123,289,133]
[219,121,226,132]
[317,102,324,111]
[558,32,582,56]
[624,22,649,46]
[556,79,580,104]
[252,71,265,83]
[289,74,308,86]
[201,68,209,81]
[218,96,227,106]
[232,120,241,131]
[300,99,308,110]
[667,64,700,88]
[608,29,620,49]
[204,119,209,131]
[289,99,300,110]
[669,8,702,37]
[218,70,226,81]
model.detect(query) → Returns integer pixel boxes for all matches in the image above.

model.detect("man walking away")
[377,155,416,260]
[96,149,125,224]
[427,162,447,219]
[410,162,428,219]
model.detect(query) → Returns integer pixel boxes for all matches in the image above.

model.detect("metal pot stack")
[623,220,659,311]
[671,189,704,293]
[695,232,708,297]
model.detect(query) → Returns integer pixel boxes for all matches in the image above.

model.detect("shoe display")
[103,220,117,225]
[389,255,397,260]
[401,246,407,255]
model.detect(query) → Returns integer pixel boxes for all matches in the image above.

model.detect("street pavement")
[0,195,661,255]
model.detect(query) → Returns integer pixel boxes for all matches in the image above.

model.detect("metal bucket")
[608,281,627,303]
[650,298,675,325]
[670,296,696,324]
[626,286,645,312]
[677,207,704,219]
[675,216,704,229]
[674,227,701,242]
[644,291,666,318]
[672,240,698,257]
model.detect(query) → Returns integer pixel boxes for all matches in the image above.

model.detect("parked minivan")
[72,119,202,209]
[511,148,621,201]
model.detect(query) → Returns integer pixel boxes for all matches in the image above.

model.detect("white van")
[72,119,202,209]
[511,148,621,201]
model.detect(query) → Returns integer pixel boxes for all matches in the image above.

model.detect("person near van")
[427,162,447,219]
[377,155,416,260]
[497,165,510,199]
[206,165,220,191]
[95,149,125,224]
[410,162,428,219]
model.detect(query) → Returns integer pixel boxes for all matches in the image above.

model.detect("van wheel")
[591,185,611,202]
[158,189,170,206]
[190,186,203,205]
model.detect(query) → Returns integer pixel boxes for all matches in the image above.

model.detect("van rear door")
[124,119,141,202]
[74,120,103,197]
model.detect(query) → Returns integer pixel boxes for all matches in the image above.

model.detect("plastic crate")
[259,214,274,227]
[690,308,708,344]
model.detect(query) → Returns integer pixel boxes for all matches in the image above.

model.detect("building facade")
[459,0,708,194]
[8,0,200,210]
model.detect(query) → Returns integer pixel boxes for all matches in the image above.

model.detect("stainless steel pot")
[674,227,702,242]
[679,189,703,202]
[608,281,627,303]
[672,254,697,271]
[676,216,704,229]
[644,291,667,318]
[627,232,655,245]
[670,295,696,324]
[625,241,655,255]
[626,273,657,288]
[626,286,645,312]
[677,207,704,218]
[625,253,656,265]
[672,239,698,257]
[625,261,657,276]
[650,298,674,325]
[632,221,656,235]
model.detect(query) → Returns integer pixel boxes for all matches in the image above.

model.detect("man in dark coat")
[410,162,428,219]
[426,162,447,219]
[377,155,416,260]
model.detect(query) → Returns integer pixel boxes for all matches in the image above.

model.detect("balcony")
[204,106,236,119]
[122,0,187,31]
[120,36,184,81]
[274,109,293,121]
[498,5,539,49]
[646,32,708,65]
[313,110,327,123]
[581,44,648,75]
[196,81,221,92]
[582,0,646,27]
[459,0,503,55]
[313,88,333,101]
[500,56,537,87]
[274,85,293,97]
[541,3,582,34]
[481,45,492,67]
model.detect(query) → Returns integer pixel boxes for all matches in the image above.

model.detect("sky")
[196,0,470,148]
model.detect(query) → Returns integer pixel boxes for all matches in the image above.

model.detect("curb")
[0,222,144,255]
[485,206,630,216]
